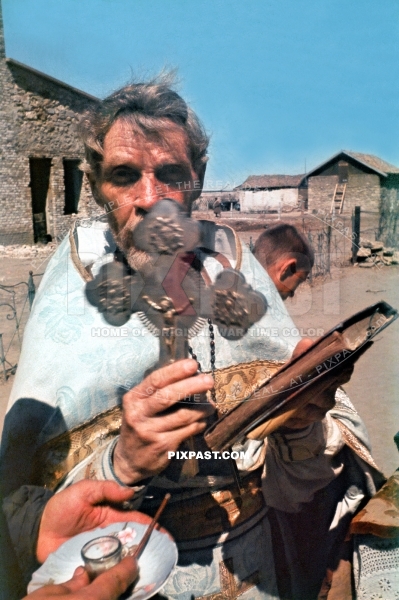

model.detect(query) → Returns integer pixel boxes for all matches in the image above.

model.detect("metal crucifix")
[85,199,267,369]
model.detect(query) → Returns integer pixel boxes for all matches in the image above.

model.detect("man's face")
[91,118,201,268]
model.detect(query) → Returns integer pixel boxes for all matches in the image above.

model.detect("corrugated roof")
[235,174,305,190]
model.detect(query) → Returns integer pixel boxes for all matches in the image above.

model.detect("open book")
[204,301,398,452]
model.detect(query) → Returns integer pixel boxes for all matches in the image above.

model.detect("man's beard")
[108,214,153,272]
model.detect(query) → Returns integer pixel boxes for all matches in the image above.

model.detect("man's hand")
[113,359,215,484]
[23,557,138,600]
[37,480,152,564]
[282,338,353,430]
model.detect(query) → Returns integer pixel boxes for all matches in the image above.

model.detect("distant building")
[234,175,306,212]
[194,190,240,212]
[0,1,101,245]
[305,150,399,215]
[235,151,399,225]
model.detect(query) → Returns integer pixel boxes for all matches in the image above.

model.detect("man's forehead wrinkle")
[109,116,193,160]
[102,121,194,171]
[103,144,190,170]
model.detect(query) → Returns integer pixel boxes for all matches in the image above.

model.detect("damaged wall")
[0,5,102,245]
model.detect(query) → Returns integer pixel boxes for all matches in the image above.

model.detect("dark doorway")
[63,159,83,214]
[29,158,52,243]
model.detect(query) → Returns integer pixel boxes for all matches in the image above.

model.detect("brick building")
[305,150,399,216]
[0,1,101,245]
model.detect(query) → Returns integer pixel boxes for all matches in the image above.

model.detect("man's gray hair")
[79,73,209,177]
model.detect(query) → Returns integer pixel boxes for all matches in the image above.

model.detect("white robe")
[2,219,376,600]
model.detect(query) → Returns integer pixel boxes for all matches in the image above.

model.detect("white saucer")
[28,521,178,600]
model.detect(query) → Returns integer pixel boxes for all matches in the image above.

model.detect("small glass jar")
[81,535,122,579]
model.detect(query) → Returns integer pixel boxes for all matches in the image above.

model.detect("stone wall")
[0,7,33,244]
[6,62,96,156]
[308,175,338,213]
[345,174,380,212]
[379,174,399,247]
[0,21,102,245]
[308,173,381,214]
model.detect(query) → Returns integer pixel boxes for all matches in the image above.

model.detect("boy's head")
[253,223,314,300]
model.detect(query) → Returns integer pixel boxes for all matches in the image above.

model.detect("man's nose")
[134,173,162,210]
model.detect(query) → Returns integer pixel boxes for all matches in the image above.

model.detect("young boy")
[253,223,314,300]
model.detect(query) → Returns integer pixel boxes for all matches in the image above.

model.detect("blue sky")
[2,0,398,189]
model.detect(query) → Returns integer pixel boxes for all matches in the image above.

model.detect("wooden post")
[326,225,331,274]
[307,231,313,284]
[352,206,361,264]
[0,334,7,381]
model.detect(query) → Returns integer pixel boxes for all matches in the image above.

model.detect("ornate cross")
[85,199,267,368]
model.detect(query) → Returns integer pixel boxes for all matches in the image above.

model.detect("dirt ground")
[1,212,398,475]
[287,265,399,476]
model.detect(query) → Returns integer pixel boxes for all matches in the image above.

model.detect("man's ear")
[279,258,297,282]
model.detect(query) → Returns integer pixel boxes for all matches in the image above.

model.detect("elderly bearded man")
[1,76,382,600]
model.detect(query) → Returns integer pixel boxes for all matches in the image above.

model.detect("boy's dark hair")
[253,223,314,270]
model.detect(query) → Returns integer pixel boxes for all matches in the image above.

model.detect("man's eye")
[156,165,191,186]
[108,168,140,186]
